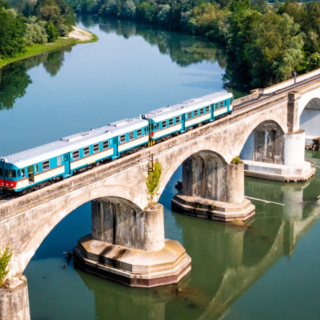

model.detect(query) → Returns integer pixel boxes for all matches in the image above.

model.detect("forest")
[0,0,75,60]
[67,0,320,87]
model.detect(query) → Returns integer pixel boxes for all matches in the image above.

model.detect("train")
[0,91,233,195]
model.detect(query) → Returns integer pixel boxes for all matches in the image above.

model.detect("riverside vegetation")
[0,0,96,68]
[68,0,320,87]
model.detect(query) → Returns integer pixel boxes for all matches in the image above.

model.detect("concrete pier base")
[172,193,255,222]
[73,235,191,288]
[74,200,191,287]
[243,160,316,182]
[0,276,30,320]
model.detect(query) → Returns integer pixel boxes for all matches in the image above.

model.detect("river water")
[1,16,320,320]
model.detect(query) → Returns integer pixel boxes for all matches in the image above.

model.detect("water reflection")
[0,47,71,111]
[75,171,320,320]
[96,18,226,69]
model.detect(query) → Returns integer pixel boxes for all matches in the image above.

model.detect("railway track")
[233,74,320,113]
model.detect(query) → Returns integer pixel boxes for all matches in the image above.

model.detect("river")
[1,15,320,320]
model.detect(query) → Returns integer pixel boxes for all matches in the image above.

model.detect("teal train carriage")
[0,117,149,194]
[143,91,233,144]
[0,91,234,195]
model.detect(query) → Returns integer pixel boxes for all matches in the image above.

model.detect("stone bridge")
[1,68,320,319]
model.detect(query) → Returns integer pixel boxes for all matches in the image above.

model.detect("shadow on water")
[0,47,72,111]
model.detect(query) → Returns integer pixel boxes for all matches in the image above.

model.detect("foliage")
[122,0,136,19]
[145,162,162,204]
[231,156,243,165]
[25,17,48,45]
[0,244,12,286]
[46,22,59,42]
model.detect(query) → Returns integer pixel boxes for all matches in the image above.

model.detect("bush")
[0,245,12,286]
[145,162,162,204]
[231,156,243,165]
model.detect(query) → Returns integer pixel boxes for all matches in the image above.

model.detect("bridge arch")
[299,97,320,139]
[158,141,229,199]
[7,183,144,278]
[238,118,286,164]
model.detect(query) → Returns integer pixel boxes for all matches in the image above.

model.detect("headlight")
[10,183,13,187]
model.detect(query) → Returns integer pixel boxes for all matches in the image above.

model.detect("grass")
[0,29,99,69]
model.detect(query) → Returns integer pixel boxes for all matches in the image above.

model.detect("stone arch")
[298,87,320,119]
[299,97,320,138]
[238,120,286,164]
[7,184,144,277]
[157,141,229,199]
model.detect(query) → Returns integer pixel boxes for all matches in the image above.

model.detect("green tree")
[0,245,12,286]
[136,2,157,23]
[145,162,162,204]
[46,21,59,42]
[25,17,48,45]
[0,9,26,58]
[157,4,171,24]
[122,0,136,19]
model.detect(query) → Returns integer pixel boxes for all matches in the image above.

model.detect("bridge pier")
[73,199,191,287]
[172,152,255,222]
[0,276,30,320]
[242,130,315,182]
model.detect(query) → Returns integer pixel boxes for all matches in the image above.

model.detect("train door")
[113,137,118,158]
[28,166,34,183]
[64,154,71,175]
[181,114,186,132]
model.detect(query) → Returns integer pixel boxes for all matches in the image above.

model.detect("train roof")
[144,91,233,122]
[2,117,148,169]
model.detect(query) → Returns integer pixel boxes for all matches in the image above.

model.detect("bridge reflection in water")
[75,156,320,320]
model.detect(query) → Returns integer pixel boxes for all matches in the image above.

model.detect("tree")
[157,4,171,24]
[136,2,157,23]
[0,245,12,286]
[46,22,59,42]
[25,17,48,45]
[0,9,26,58]
[122,0,136,19]
[145,162,162,204]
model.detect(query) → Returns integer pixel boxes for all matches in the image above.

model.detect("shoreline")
[0,27,98,70]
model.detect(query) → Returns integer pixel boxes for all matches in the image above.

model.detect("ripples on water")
[0,16,319,320]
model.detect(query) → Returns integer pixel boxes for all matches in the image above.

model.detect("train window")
[157,123,159,130]
[137,129,142,137]
[83,147,90,156]
[200,108,204,115]
[17,170,21,177]
[0,168,2,176]
[206,106,210,112]
[35,164,39,173]
[169,119,173,126]
[120,135,126,143]
[73,151,80,160]
[5,169,8,177]
[188,112,192,119]
[129,132,134,140]
[194,110,198,117]
[154,124,157,130]
[9,170,16,178]
[103,141,109,149]
[176,116,180,123]
[93,144,100,153]
[22,169,25,177]
[57,156,62,166]
[162,121,167,128]
[42,161,50,171]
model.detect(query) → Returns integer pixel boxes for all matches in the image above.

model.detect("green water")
[0,16,319,320]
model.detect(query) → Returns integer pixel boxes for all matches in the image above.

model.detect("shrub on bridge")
[231,156,243,165]
[145,162,162,206]
[0,244,12,286]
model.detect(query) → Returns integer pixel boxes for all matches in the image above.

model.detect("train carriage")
[1,117,148,194]
[144,91,233,143]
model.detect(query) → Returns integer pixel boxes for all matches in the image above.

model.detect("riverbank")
[0,27,98,70]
